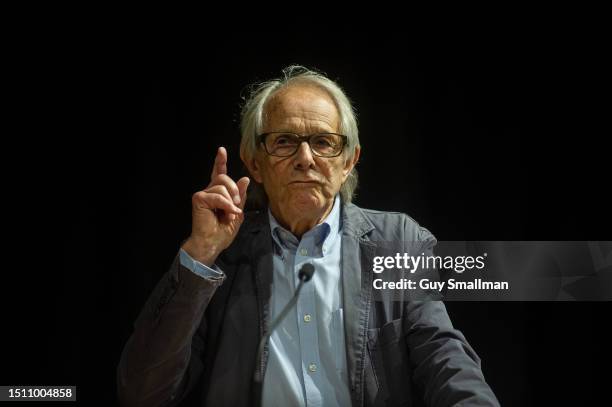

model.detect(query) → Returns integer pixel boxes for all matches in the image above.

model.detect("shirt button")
[300,248,308,256]
[303,314,312,323]
[308,363,317,373]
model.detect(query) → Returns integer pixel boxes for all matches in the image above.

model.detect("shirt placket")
[295,234,323,407]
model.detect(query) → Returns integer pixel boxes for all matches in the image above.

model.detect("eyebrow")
[271,130,336,134]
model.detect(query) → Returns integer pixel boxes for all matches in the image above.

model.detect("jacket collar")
[341,202,375,238]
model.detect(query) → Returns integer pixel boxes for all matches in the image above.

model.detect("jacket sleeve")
[405,225,500,407]
[117,252,226,407]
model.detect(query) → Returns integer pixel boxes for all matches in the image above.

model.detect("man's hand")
[181,147,250,266]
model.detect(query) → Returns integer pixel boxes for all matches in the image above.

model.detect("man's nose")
[293,141,316,169]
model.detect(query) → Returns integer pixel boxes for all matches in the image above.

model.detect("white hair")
[240,65,360,206]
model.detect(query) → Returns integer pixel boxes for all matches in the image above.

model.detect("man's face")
[245,83,359,224]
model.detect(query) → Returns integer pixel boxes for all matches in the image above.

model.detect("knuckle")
[192,191,205,202]
[208,185,229,196]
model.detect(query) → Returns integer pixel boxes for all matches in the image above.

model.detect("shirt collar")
[268,194,341,255]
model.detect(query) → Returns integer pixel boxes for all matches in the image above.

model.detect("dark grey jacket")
[117,202,500,407]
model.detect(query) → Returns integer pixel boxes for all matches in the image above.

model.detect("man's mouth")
[289,180,320,184]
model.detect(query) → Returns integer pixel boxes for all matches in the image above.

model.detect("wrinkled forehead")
[262,83,340,132]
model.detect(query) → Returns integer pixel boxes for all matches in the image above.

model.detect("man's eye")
[314,137,333,147]
[274,136,295,145]
[276,137,288,145]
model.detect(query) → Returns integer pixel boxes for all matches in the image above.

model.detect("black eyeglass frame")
[257,132,348,157]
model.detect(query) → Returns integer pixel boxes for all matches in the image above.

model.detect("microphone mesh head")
[299,263,315,282]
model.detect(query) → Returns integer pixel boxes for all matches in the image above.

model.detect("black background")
[2,32,609,406]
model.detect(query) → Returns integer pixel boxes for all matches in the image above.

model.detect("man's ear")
[241,151,264,183]
[342,146,361,181]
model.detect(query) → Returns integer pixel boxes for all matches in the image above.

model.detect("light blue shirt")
[179,194,350,407]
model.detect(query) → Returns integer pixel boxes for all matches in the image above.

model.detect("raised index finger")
[211,146,228,179]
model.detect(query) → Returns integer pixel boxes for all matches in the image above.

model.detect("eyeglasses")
[257,132,347,157]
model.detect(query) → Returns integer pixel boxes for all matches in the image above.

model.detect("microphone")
[252,263,316,401]
[298,263,315,282]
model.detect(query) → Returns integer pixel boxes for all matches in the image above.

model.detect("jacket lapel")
[341,203,375,407]
[246,211,275,381]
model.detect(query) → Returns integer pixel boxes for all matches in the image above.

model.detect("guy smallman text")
[372,252,509,291]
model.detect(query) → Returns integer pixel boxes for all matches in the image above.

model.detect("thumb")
[236,177,250,209]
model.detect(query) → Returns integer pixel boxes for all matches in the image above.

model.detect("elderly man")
[117,66,499,407]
